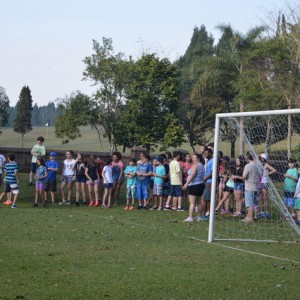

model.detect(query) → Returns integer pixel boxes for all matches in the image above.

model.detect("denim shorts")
[137,183,150,201]
[169,185,183,198]
[245,190,258,208]
[284,191,295,208]
[62,176,74,183]
[234,182,244,191]
[203,183,212,201]
[76,174,86,183]
[103,183,113,189]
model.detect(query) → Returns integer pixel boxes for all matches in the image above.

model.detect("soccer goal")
[208,108,300,243]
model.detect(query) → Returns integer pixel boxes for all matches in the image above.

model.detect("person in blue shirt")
[137,153,153,209]
[124,158,138,210]
[151,156,167,210]
[45,152,59,205]
[34,157,48,207]
[200,148,214,220]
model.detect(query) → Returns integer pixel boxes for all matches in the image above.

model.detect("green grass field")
[1,174,300,299]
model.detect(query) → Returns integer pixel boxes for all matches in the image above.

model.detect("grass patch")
[0,174,300,299]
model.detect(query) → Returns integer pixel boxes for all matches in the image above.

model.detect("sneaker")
[51,201,57,206]
[28,182,33,186]
[137,205,143,210]
[157,207,162,211]
[164,206,172,211]
[295,220,300,225]
[176,208,185,212]
[142,206,149,210]
[124,205,129,210]
[42,201,47,208]
[183,217,194,222]
[128,206,135,211]
[232,212,242,217]
[241,218,254,223]
[258,212,266,217]
[3,200,13,205]
[59,201,67,206]
[65,201,71,205]
[195,216,203,221]
[150,206,158,210]
[83,201,88,206]
[220,210,230,215]
[32,203,38,207]
[89,201,95,207]
[11,204,18,209]
[75,202,79,207]
[201,215,209,221]
[94,202,99,207]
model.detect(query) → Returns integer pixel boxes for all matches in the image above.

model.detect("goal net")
[208,109,300,243]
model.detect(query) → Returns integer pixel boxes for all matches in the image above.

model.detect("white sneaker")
[183,217,194,222]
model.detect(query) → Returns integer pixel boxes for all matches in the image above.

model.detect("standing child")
[45,152,59,205]
[2,153,19,208]
[60,150,76,205]
[137,153,153,209]
[293,165,300,225]
[102,159,113,208]
[33,157,48,207]
[85,154,100,207]
[29,136,45,186]
[0,152,10,204]
[74,153,87,206]
[111,152,124,206]
[283,158,298,218]
[124,158,138,210]
[164,151,183,211]
[152,156,167,210]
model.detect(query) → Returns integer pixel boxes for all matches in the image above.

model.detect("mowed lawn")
[0,175,300,299]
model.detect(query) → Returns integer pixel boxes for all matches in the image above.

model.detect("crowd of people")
[1,136,300,225]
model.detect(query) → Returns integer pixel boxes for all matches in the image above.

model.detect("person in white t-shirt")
[102,159,113,208]
[59,150,76,205]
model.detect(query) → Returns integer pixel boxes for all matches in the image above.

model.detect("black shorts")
[188,183,205,197]
[30,162,37,173]
[44,180,57,192]
[223,186,234,193]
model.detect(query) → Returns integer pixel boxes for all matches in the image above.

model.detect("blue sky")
[0,0,288,106]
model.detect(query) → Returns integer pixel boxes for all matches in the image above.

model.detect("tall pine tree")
[14,86,33,148]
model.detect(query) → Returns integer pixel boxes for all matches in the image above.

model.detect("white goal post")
[208,108,300,243]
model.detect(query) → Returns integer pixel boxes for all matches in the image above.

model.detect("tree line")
[1,7,299,155]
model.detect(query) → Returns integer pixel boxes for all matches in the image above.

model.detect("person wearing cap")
[258,153,276,219]
[152,156,167,210]
[44,152,59,205]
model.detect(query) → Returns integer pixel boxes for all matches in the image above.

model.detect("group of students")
[1,136,300,225]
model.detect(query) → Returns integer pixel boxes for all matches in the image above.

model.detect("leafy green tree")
[115,54,183,152]
[83,37,130,151]
[0,86,10,126]
[55,92,105,147]
[13,86,33,148]
[176,25,215,151]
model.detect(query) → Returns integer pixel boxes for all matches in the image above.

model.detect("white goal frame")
[208,108,300,243]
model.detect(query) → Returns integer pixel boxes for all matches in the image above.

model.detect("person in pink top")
[111,151,125,205]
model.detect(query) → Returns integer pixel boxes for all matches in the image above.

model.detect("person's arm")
[40,167,48,179]
[102,167,108,183]
[284,170,298,182]
[182,164,197,190]
[143,164,153,177]
[85,166,92,181]
[265,163,276,176]
[118,164,124,182]
[15,170,19,184]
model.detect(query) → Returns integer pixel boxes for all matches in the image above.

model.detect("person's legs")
[60,181,67,202]
[94,182,99,205]
[188,195,196,218]
[75,182,80,202]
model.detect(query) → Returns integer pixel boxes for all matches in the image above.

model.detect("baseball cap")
[155,156,164,163]
[49,152,57,157]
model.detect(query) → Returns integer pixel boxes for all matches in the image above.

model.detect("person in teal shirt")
[124,158,138,210]
[152,156,167,210]
[283,158,298,216]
